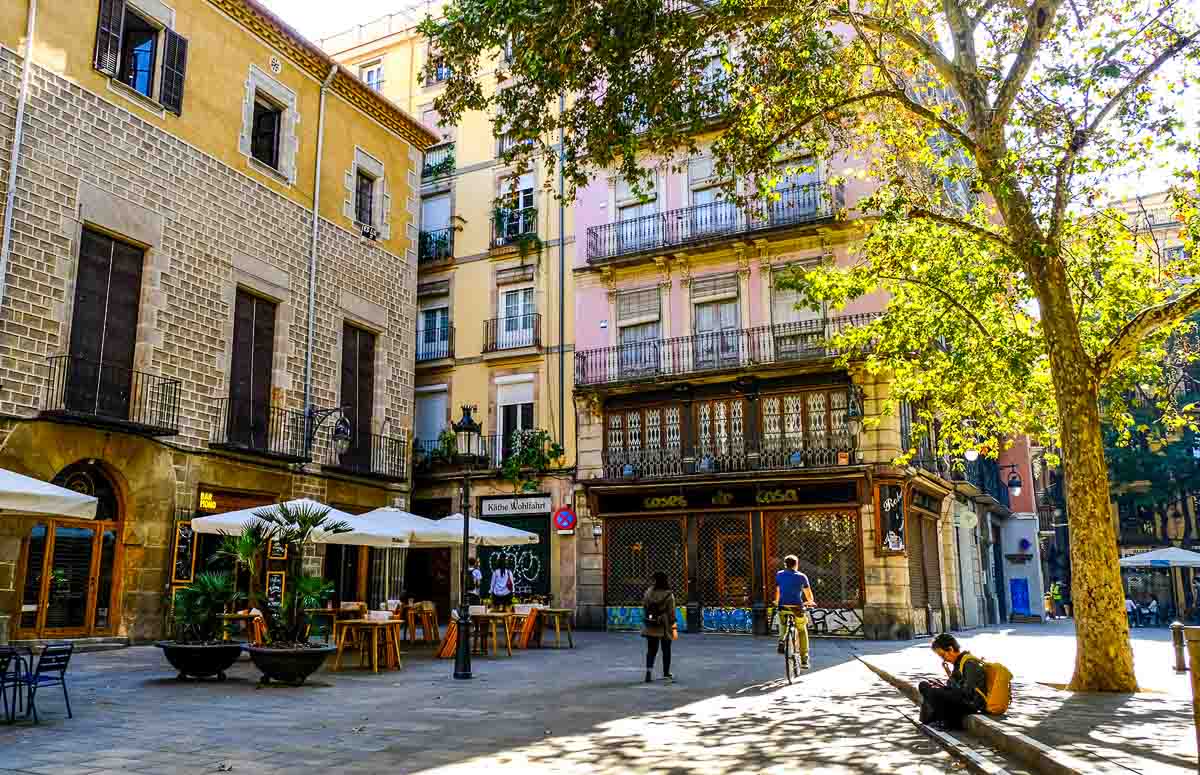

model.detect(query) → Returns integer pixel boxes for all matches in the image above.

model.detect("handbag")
[669,622,679,641]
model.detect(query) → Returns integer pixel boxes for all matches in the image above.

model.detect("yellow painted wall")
[1,0,421,256]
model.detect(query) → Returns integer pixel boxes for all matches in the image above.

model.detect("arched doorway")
[16,461,122,638]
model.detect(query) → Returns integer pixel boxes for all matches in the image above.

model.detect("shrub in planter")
[157,572,244,681]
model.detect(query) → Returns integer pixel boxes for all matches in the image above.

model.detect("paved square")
[0,633,959,774]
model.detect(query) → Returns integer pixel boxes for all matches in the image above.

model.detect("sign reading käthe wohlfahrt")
[481,495,552,517]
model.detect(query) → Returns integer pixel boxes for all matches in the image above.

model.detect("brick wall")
[0,49,416,448]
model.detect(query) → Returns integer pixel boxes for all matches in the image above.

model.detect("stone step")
[8,636,130,654]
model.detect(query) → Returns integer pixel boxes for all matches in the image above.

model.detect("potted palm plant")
[244,502,350,685]
[156,571,244,681]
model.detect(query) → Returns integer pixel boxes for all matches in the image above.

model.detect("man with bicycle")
[775,554,815,669]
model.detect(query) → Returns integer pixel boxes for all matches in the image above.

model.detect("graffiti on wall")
[606,606,686,631]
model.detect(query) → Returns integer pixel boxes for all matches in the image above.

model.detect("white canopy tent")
[1119,546,1200,568]
[190,498,359,542]
[0,467,98,519]
[437,513,540,547]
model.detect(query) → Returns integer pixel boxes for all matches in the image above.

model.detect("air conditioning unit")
[361,224,381,241]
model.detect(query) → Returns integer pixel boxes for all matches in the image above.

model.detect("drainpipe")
[0,0,37,324]
[557,94,566,447]
[305,64,338,417]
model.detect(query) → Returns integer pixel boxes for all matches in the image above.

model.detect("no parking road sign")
[553,505,577,532]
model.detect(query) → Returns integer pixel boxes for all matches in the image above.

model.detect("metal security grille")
[764,511,862,608]
[697,514,753,607]
[605,517,686,606]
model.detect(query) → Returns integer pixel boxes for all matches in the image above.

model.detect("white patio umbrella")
[438,513,540,546]
[190,498,357,540]
[1119,547,1200,568]
[335,507,461,548]
[0,467,98,519]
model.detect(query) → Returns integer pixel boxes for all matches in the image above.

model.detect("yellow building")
[0,0,436,644]
[321,12,578,612]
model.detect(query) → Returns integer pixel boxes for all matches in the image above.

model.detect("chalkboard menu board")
[172,522,197,584]
[878,484,905,552]
[266,571,286,607]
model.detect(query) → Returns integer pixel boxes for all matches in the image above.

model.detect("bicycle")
[777,605,809,684]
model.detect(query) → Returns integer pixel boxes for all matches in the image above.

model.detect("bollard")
[1174,622,1189,673]
[1185,627,1200,768]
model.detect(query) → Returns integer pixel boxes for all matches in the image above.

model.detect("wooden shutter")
[907,513,928,608]
[229,290,276,446]
[923,517,943,610]
[93,0,125,77]
[251,296,276,414]
[160,29,189,115]
[340,323,376,467]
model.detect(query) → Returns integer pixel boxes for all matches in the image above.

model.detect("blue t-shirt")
[776,569,811,605]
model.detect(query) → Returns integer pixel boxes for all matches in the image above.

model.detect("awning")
[0,467,98,519]
[191,498,358,541]
[1119,546,1200,568]
[334,507,461,548]
[437,513,539,547]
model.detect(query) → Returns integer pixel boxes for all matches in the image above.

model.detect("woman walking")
[642,571,676,683]
[489,555,515,610]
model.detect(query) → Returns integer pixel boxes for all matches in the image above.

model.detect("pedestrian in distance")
[918,633,989,730]
[489,555,515,610]
[642,571,676,684]
[1148,595,1159,627]
[467,556,483,607]
[1125,594,1137,628]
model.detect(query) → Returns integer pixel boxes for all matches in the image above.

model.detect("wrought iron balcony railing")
[492,207,537,248]
[418,227,454,264]
[327,432,407,481]
[586,182,841,262]
[575,313,876,387]
[484,313,541,352]
[416,325,454,362]
[422,143,455,179]
[210,397,308,461]
[42,354,182,436]
[602,430,856,479]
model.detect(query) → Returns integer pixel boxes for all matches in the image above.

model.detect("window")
[496,173,535,244]
[421,194,451,232]
[691,273,740,369]
[93,0,188,113]
[772,264,827,358]
[418,307,451,361]
[498,287,536,349]
[118,9,157,97]
[429,55,451,83]
[415,391,448,445]
[420,194,453,261]
[498,380,534,461]
[251,95,282,169]
[688,156,732,238]
[615,174,657,252]
[65,228,144,419]
[770,158,820,222]
[355,170,376,225]
[617,287,661,377]
[227,290,277,449]
[1166,245,1188,262]
[361,62,384,93]
[339,324,377,470]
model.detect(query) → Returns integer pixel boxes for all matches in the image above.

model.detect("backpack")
[963,655,1013,715]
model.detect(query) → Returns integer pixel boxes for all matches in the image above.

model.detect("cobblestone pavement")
[0,633,963,774]
[852,620,1196,774]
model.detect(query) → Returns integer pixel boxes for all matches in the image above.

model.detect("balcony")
[210,398,308,462]
[325,432,407,481]
[586,182,841,263]
[418,227,454,265]
[601,429,857,480]
[422,144,454,179]
[575,313,876,388]
[950,458,1011,508]
[492,207,538,250]
[484,313,541,353]
[416,325,454,363]
[41,355,182,436]
[413,431,556,476]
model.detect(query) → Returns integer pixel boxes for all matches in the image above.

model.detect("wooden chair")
[417,601,439,643]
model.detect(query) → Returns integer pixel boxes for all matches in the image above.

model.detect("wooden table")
[304,608,337,643]
[216,613,259,642]
[540,608,575,648]
[333,619,404,673]
[471,612,514,657]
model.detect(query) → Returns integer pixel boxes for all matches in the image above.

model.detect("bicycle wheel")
[783,620,797,684]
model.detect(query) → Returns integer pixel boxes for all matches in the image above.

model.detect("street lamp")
[1000,463,1024,500]
[452,404,482,681]
[845,385,864,461]
[964,448,980,462]
[302,405,353,459]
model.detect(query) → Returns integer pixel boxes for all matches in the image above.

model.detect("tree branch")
[765,89,901,148]
[829,10,966,98]
[994,0,1065,121]
[1096,286,1200,381]
[1083,30,1200,139]
[877,273,996,340]
[907,207,1014,252]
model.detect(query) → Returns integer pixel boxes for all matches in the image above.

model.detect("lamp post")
[1000,463,1024,500]
[302,405,353,460]
[846,385,864,460]
[453,404,481,681]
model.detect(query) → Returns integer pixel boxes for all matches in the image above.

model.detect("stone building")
[319,12,578,616]
[0,0,437,644]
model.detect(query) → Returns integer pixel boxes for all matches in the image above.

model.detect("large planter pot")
[156,641,244,681]
[246,644,336,686]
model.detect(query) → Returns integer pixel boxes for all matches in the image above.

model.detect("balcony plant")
[243,501,351,686]
[501,428,565,493]
[156,571,244,681]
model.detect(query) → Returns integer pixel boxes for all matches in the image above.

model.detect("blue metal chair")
[1,648,22,723]
[14,643,73,723]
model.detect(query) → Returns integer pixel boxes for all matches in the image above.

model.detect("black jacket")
[948,652,988,710]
